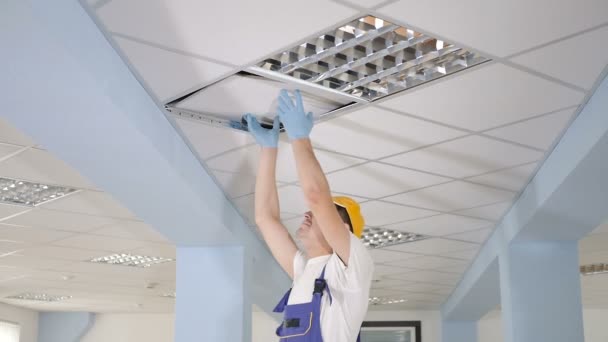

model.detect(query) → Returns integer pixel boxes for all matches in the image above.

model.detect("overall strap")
[313,265,333,305]
[272,288,292,313]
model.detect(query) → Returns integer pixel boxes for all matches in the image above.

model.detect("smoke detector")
[165,15,488,132]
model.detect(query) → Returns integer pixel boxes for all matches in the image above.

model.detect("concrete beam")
[442,74,608,320]
[1,0,290,312]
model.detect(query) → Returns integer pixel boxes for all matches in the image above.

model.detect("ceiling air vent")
[256,15,489,101]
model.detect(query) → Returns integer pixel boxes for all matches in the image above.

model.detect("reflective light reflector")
[369,296,407,305]
[6,293,72,302]
[160,292,176,298]
[362,227,429,249]
[89,253,173,268]
[0,177,77,206]
[258,15,489,101]
[580,263,608,276]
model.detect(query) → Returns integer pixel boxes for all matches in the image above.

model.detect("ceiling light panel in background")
[362,227,430,249]
[0,177,77,206]
[6,293,72,302]
[89,253,174,268]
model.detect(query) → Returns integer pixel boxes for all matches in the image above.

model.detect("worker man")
[244,89,374,342]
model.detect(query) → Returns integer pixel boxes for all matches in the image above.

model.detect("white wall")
[79,309,441,342]
[478,309,608,342]
[0,303,38,342]
[81,313,174,342]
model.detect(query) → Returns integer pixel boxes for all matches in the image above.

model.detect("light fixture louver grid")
[362,227,429,249]
[89,253,174,268]
[369,296,408,305]
[0,177,77,206]
[6,293,72,302]
[580,263,608,276]
[258,16,489,101]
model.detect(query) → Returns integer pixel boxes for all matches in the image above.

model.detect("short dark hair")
[335,204,353,233]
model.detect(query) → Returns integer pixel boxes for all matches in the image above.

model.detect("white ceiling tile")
[0,255,73,270]
[208,141,364,183]
[173,75,349,123]
[374,264,417,278]
[212,170,258,198]
[113,36,234,101]
[382,135,543,178]
[378,0,608,57]
[591,222,608,235]
[0,143,23,160]
[510,26,608,90]
[277,186,309,215]
[579,233,608,254]
[90,220,169,243]
[439,248,480,260]
[126,242,176,259]
[41,191,136,219]
[326,162,450,199]
[310,107,466,159]
[446,228,493,244]
[386,238,478,255]
[0,240,25,254]
[3,209,115,233]
[379,64,585,131]
[387,270,461,285]
[97,0,357,65]
[0,204,31,220]
[454,201,512,221]
[340,0,387,8]
[466,162,539,192]
[384,214,492,236]
[382,255,468,270]
[0,148,96,189]
[384,181,514,212]
[0,119,36,146]
[359,201,438,227]
[52,234,147,252]
[19,246,106,261]
[369,248,420,264]
[485,108,576,150]
[434,263,470,275]
[174,117,254,160]
[0,225,74,244]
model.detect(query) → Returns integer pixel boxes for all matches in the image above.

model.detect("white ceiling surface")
[0,119,175,313]
[32,0,608,311]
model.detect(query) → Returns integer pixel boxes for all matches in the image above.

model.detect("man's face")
[296,211,329,250]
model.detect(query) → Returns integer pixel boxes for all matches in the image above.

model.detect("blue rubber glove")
[244,114,280,148]
[277,89,313,140]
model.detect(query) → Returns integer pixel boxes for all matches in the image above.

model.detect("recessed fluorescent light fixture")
[257,15,489,101]
[580,263,608,276]
[362,227,429,249]
[160,292,176,298]
[89,253,173,268]
[369,296,408,305]
[165,72,355,132]
[0,177,77,206]
[6,293,72,302]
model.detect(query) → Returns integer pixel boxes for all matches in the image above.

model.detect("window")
[0,320,20,342]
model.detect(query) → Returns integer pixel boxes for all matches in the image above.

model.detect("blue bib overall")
[273,265,361,342]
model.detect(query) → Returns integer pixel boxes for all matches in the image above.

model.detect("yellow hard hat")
[333,196,365,238]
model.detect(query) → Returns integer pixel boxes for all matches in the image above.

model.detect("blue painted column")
[499,241,584,342]
[38,312,95,342]
[442,320,477,342]
[175,246,251,342]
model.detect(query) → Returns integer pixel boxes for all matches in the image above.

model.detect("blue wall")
[38,312,95,342]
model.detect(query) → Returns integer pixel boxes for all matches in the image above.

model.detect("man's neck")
[305,247,332,259]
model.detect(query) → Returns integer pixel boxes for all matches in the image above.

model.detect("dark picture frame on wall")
[360,321,422,342]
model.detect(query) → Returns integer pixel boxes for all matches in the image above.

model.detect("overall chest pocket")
[276,304,314,338]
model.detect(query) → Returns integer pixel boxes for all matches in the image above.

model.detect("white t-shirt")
[287,233,375,342]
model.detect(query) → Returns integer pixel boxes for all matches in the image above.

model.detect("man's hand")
[277,90,313,140]
[244,114,280,148]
